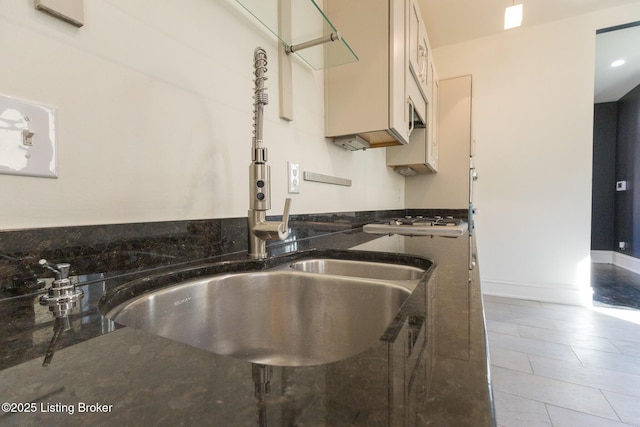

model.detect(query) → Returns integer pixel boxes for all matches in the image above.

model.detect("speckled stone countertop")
[0,213,494,426]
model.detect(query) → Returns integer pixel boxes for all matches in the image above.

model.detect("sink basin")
[104,269,414,366]
[289,258,425,281]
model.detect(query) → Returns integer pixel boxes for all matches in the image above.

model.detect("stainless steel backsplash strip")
[303,171,352,187]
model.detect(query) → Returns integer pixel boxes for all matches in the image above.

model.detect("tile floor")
[592,263,640,310]
[484,294,640,427]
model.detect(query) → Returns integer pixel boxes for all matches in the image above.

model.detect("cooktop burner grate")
[389,216,464,227]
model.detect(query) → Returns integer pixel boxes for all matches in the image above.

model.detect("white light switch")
[0,94,58,178]
[35,0,84,27]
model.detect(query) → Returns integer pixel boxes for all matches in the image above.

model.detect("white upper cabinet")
[386,0,439,174]
[325,0,409,149]
[324,0,439,164]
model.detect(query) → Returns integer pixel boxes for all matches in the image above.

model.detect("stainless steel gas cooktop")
[363,216,468,237]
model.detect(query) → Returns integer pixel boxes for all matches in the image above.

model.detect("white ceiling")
[418,0,640,102]
[595,25,640,102]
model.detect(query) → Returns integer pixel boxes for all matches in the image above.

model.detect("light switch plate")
[35,0,84,27]
[0,94,58,178]
[288,162,300,193]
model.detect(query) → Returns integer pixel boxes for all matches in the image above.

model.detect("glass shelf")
[236,0,358,70]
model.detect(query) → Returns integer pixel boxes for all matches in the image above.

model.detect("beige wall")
[0,0,405,229]
[420,3,640,305]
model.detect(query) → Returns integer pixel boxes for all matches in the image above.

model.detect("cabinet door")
[325,0,409,147]
[325,0,391,138]
[408,0,420,75]
[427,67,438,172]
[390,0,409,143]
[408,0,428,95]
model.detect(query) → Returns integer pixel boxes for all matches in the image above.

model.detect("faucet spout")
[247,48,292,259]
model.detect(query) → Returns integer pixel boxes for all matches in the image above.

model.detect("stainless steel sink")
[289,258,425,281]
[101,254,431,366]
[105,269,413,366]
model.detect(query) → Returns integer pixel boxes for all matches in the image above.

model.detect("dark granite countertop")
[0,218,494,426]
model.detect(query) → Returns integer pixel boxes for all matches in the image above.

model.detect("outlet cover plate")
[288,162,300,194]
[0,94,58,178]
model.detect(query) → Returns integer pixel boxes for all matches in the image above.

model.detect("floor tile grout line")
[604,337,624,359]
[493,389,553,411]
[599,386,640,402]
[494,388,613,425]
[490,308,640,344]
[491,366,622,423]
[607,337,632,356]
[525,352,535,379]
[489,333,640,380]
[568,346,640,376]
[525,332,624,356]
[568,343,585,368]
[493,339,640,387]
[545,402,631,427]
[543,402,554,427]
[525,354,640,400]
[599,388,626,424]
[488,331,581,365]
[491,364,614,395]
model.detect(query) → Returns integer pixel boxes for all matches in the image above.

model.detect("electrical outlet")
[288,162,300,194]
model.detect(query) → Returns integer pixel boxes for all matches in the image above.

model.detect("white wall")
[0,0,404,229]
[422,3,640,306]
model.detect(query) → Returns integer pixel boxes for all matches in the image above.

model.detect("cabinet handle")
[418,45,427,84]
[407,99,415,138]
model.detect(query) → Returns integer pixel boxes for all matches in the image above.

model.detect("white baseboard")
[481,279,593,307]
[591,250,613,264]
[591,250,640,275]
[482,252,640,307]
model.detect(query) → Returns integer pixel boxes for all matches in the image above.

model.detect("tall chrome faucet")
[248,47,291,259]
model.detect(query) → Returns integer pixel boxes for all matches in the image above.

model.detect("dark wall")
[593,83,640,258]
[591,102,617,251]
[616,83,640,258]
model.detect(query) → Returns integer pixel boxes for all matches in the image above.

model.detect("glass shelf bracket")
[286,31,342,55]
[236,0,358,69]
[236,0,358,120]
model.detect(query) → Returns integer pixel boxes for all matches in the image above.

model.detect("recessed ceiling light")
[611,59,625,67]
[504,4,523,30]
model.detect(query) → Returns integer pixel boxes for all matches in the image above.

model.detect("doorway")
[591,21,640,308]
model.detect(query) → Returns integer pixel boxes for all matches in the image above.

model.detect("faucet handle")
[39,259,70,281]
[281,198,291,232]
[274,198,292,239]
